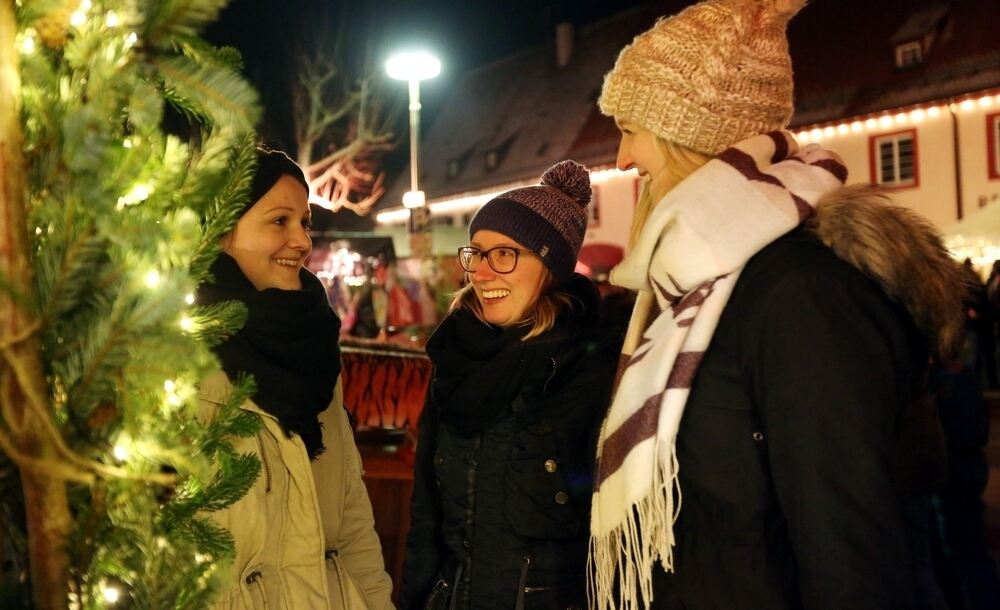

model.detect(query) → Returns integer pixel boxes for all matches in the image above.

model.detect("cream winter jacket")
[199,370,394,609]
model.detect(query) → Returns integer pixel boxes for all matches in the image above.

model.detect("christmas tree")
[1,1,267,607]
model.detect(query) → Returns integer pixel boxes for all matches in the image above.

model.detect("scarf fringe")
[589,442,682,610]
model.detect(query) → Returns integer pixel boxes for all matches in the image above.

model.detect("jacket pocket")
[326,549,371,609]
[505,455,584,539]
[244,570,269,610]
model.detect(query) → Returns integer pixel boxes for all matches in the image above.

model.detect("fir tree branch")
[0,426,94,485]
[0,319,40,351]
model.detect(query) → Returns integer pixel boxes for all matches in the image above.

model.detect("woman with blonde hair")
[588,1,966,609]
[401,161,619,609]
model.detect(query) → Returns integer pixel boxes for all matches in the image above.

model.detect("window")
[895,41,922,68]
[588,185,601,228]
[870,130,918,188]
[988,112,1000,180]
[485,150,499,171]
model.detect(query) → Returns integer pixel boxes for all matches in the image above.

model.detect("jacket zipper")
[542,356,558,393]
[254,435,272,493]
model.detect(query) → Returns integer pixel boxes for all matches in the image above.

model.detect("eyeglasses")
[457,245,525,274]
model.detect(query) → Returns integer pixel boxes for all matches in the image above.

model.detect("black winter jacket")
[401,281,619,610]
[651,228,930,610]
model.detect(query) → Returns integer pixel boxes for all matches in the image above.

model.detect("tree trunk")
[0,4,72,609]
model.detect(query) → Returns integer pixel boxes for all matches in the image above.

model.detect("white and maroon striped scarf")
[588,132,847,609]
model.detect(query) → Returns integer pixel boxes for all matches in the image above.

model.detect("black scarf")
[197,254,341,459]
[424,275,602,435]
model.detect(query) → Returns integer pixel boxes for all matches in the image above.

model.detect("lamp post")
[386,50,441,259]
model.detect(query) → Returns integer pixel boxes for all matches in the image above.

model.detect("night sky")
[205,0,653,151]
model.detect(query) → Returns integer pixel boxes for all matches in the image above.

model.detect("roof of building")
[383,0,1000,209]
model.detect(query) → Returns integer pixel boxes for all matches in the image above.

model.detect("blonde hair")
[449,268,576,340]
[629,139,712,247]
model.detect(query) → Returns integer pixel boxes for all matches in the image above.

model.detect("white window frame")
[895,41,922,68]
[990,113,1000,180]
[873,131,917,187]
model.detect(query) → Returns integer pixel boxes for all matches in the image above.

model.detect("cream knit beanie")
[599,0,807,156]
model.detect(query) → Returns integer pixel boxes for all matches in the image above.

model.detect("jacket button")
[752,431,765,442]
[554,491,569,504]
[544,459,558,473]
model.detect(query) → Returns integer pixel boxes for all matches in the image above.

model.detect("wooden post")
[0,4,72,608]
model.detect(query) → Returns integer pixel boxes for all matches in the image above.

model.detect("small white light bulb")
[144,270,161,288]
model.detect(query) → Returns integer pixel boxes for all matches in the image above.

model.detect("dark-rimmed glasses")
[457,246,525,274]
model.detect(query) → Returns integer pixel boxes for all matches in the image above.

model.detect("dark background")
[205,0,653,154]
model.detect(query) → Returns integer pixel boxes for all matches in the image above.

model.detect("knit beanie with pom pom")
[598,0,807,156]
[469,160,591,283]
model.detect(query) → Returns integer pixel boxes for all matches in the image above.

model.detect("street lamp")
[386,50,441,258]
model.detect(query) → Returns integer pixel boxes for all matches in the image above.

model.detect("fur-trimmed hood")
[807,184,966,361]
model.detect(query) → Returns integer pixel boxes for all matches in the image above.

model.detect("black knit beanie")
[468,160,591,283]
[245,148,309,214]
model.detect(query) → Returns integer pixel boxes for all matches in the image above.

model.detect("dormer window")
[485,150,499,171]
[895,41,922,68]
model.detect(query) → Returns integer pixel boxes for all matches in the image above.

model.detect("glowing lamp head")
[385,51,441,81]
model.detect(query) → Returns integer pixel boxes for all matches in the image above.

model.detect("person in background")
[400,161,619,610]
[963,259,998,388]
[588,1,967,609]
[197,148,393,609]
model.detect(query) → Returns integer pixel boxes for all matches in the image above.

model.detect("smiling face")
[468,229,547,327]
[615,119,669,182]
[222,174,312,291]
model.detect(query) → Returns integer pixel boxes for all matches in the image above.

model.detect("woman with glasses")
[400,161,619,610]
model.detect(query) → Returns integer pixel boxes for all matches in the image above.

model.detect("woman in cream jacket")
[197,148,393,609]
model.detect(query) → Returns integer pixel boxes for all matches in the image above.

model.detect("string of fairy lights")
[374,89,1000,228]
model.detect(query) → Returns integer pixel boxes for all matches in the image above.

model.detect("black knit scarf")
[197,254,341,459]
[425,306,571,436]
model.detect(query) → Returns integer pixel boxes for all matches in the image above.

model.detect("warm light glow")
[70,11,87,27]
[101,585,120,604]
[20,32,36,54]
[185,293,195,305]
[164,379,176,393]
[385,51,441,81]
[910,108,926,122]
[960,99,975,112]
[927,106,941,118]
[117,183,152,209]
[810,128,823,141]
[589,167,638,184]
[894,112,907,124]
[112,445,129,462]
[105,11,119,27]
[837,124,849,135]
[865,118,878,129]
[823,126,835,137]
[402,190,426,209]
[979,96,993,108]
[144,270,161,288]
[879,115,894,128]
[376,209,410,224]
[850,121,863,133]
[796,131,810,143]
[179,316,195,332]
[125,32,138,47]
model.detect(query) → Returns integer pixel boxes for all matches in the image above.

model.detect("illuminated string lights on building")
[375,167,638,225]
[794,89,1000,144]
